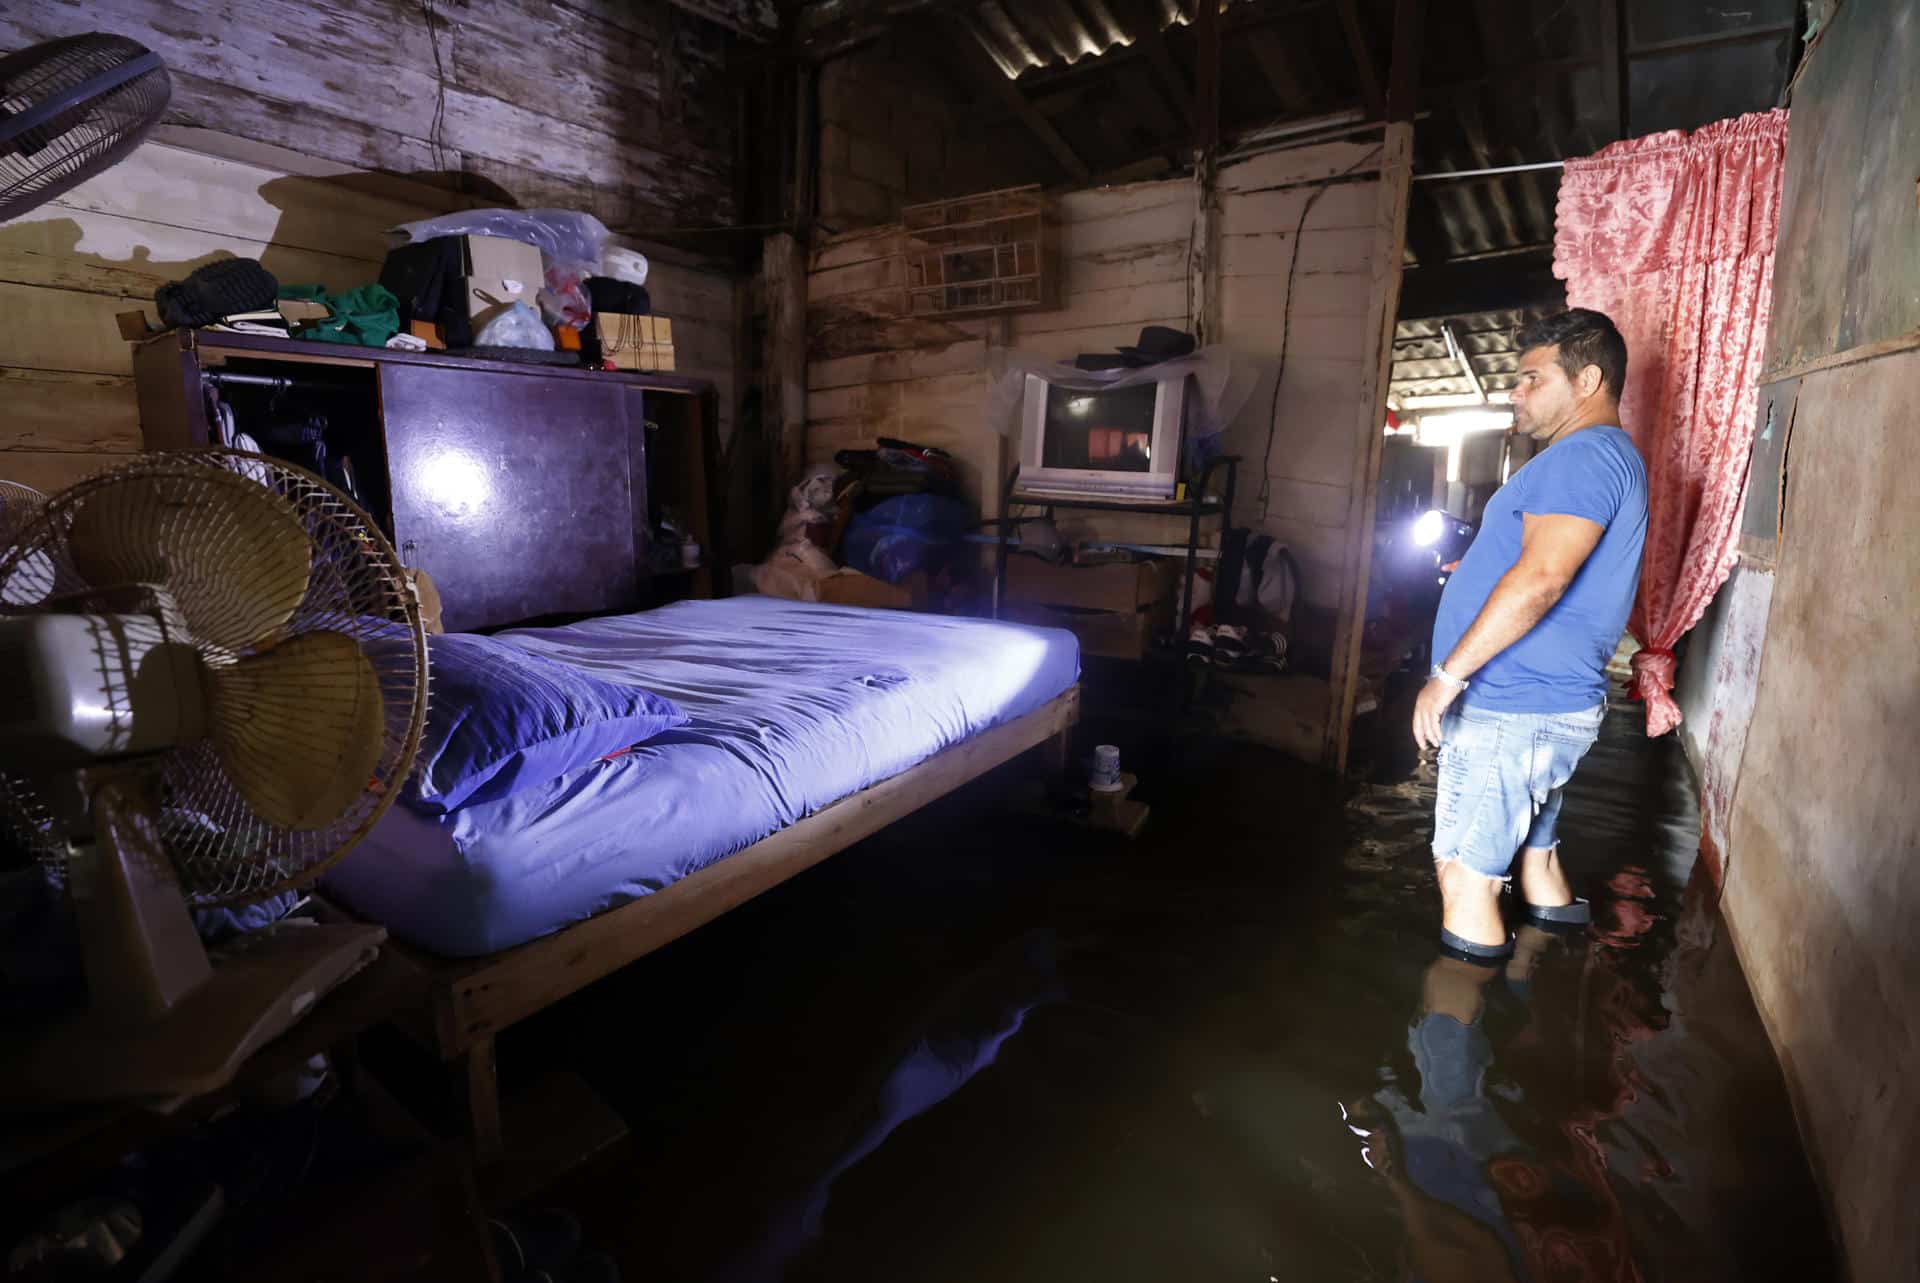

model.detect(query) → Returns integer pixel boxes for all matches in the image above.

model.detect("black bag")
[379,236,472,348]
[156,258,278,329]
[587,276,650,315]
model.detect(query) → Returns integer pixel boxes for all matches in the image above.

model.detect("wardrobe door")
[378,364,636,631]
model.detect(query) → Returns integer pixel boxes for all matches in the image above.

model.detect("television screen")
[1041,383,1158,474]
[1017,371,1187,500]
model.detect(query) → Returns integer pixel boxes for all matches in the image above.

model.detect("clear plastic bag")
[473,301,554,350]
[389,208,611,267]
[538,262,592,329]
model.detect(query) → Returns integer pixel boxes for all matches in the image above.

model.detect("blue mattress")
[323,596,1080,957]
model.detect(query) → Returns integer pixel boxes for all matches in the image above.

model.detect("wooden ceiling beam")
[1245,28,1313,112]
[1194,0,1221,155]
[1119,0,1196,127]
[796,0,970,59]
[947,14,1093,184]
[1337,0,1386,118]
[1593,0,1625,142]
[667,0,779,40]
[1385,0,1427,122]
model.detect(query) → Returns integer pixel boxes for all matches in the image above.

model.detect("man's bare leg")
[1436,858,1507,948]
[1517,845,1573,907]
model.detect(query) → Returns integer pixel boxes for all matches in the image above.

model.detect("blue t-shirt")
[1432,425,1647,713]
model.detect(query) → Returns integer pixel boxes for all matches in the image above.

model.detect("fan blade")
[66,470,311,652]
[208,630,384,831]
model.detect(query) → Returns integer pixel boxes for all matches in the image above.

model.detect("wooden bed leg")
[1043,726,1072,782]
[462,1035,504,1164]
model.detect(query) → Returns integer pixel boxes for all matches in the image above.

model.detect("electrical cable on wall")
[1258,144,1386,521]
[420,0,454,178]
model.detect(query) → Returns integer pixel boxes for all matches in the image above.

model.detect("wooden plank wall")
[1688,3,1920,1274]
[1762,0,1920,371]
[803,137,1389,612]
[0,1,738,237]
[0,142,739,495]
[1214,141,1388,610]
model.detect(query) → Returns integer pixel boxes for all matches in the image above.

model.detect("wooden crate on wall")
[900,186,1055,318]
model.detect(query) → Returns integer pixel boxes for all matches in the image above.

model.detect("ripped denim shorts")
[1432,701,1605,880]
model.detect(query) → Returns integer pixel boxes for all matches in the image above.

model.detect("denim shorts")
[1432,701,1604,879]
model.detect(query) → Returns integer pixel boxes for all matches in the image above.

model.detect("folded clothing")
[410,632,688,814]
[279,283,401,348]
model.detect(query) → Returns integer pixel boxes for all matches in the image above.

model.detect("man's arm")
[1413,513,1606,749]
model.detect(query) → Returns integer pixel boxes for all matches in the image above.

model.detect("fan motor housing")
[0,614,206,764]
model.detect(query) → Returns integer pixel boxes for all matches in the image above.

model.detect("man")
[1412,308,1648,961]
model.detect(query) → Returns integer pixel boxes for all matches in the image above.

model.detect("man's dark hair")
[1514,308,1628,399]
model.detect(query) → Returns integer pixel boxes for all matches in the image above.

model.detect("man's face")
[1509,345,1578,441]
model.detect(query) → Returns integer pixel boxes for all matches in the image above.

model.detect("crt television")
[1015,371,1192,501]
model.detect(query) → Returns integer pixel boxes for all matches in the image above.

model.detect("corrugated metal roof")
[1389,306,1557,408]
[970,0,1251,80]
[808,0,1799,283]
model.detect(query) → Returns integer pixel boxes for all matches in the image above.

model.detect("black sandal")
[1521,897,1591,928]
[1438,928,1514,964]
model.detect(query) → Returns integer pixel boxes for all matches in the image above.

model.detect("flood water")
[529,693,1836,1281]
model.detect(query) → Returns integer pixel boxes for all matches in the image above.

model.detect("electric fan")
[1,33,171,223]
[0,450,428,1102]
[0,479,55,607]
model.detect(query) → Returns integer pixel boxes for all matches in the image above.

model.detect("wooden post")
[1594,0,1626,143]
[1385,0,1427,123]
[1325,122,1414,773]
[1044,725,1072,781]
[1193,0,1220,154]
[463,1034,504,1164]
[1337,0,1386,119]
[763,231,807,518]
[1190,0,1222,347]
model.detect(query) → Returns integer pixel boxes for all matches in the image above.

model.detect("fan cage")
[0,450,429,907]
[0,34,172,222]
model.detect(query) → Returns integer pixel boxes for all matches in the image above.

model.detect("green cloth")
[279,283,400,347]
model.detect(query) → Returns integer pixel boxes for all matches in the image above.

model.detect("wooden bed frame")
[356,684,1079,1158]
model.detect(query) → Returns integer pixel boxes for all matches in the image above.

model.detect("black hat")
[1115,325,1196,367]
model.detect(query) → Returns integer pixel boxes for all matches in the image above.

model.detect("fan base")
[9,920,386,1107]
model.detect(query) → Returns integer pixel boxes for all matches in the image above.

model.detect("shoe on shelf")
[1211,624,1249,668]
[1186,624,1216,665]
[1252,631,1288,673]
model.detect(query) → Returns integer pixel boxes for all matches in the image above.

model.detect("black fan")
[0,33,170,223]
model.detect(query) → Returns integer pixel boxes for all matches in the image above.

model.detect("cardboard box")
[817,569,913,611]
[1005,602,1156,660]
[408,319,447,350]
[461,235,543,326]
[1005,557,1169,614]
[598,312,676,372]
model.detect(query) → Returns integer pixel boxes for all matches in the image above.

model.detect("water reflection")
[1347,922,1647,1283]
[710,930,1064,1283]
[555,701,1832,1282]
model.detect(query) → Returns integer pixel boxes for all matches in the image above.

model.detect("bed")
[321,594,1081,1154]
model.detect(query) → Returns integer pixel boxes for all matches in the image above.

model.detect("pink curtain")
[1552,109,1789,736]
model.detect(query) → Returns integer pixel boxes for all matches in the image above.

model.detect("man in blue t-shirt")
[1411,309,1648,962]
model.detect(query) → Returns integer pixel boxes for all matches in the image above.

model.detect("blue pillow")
[410,632,687,814]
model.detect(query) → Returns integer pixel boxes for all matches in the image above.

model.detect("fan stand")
[8,777,386,1106]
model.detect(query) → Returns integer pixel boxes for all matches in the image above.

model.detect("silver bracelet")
[1430,664,1469,691]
